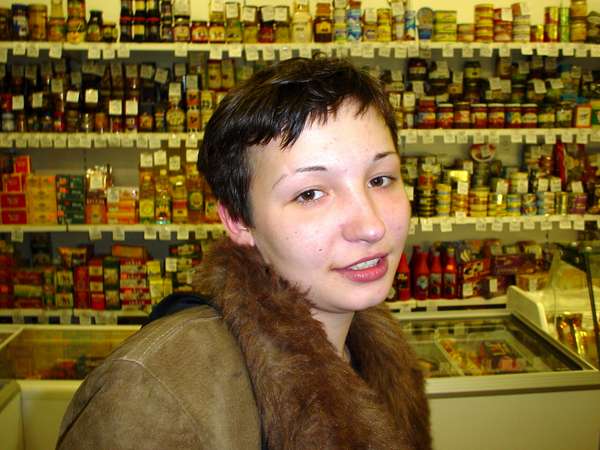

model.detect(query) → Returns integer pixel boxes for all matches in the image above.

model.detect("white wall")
[0,0,588,27]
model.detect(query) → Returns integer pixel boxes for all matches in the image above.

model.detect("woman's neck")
[310,309,354,361]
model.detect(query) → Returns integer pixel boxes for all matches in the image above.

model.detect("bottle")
[428,250,442,299]
[396,253,411,301]
[442,247,458,299]
[291,0,312,43]
[313,2,332,43]
[409,245,421,293]
[413,251,429,300]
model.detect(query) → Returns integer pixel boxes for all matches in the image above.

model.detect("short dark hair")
[198,57,398,226]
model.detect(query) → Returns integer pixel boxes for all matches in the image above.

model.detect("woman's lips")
[334,256,389,283]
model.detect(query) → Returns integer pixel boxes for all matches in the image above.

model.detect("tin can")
[570,0,587,18]
[12,4,29,40]
[545,7,559,24]
[48,17,65,41]
[530,24,544,42]
[570,19,587,42]
[544,23,558,42]
[404,9,416,40]
[471,103,488,128]
[555,192,568,215]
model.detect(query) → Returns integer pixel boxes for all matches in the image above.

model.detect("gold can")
[530,24,544,42]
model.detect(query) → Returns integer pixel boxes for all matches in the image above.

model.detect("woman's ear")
[217,202,255,247]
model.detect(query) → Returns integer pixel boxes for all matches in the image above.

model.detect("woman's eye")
[369,176,394,188]
[295,189,324,203]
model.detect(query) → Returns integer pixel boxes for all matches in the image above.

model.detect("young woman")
[57,58,431,450]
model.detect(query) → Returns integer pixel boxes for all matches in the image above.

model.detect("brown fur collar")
[193,239,431,450]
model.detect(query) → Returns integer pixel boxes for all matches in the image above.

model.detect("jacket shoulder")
[58,306,261,450]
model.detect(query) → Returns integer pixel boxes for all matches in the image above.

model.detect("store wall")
[0,0,576,25]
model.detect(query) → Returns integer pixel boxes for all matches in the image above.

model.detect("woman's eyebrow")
[272,166,327,190]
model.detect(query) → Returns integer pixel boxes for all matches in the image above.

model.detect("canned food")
[545,7,559,24]
[28,4,47,41]
[530,24,544,41]
[471,103,488,128]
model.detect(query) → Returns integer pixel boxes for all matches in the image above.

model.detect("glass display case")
[0,325,137,380]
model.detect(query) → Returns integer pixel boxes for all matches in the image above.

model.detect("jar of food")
[145,16,160,41]
[124,109,138,132]
[464,61,481,80]
[12,4,29,40]
[570,19,587,42]
[66,108,80,132]
[190,20,208,43]
[166,101,185,132]
[1,112,15,132]
[313,2,332,42]
[488,103,505,128]
[556,102,573,127]
[207,60,222,90]
[471,103,488,128]
[242,6,258,43]
[160,19,173,41]
[454,102,471,128]
[0,8,11,40]
[139,103,154,131]
[110,115,123,132]
[208,19,225,43]
[505,104,522,128]
[436,103,454,128]
[28,4,47,41]
[80,111,94,132]
[47,17,65,41]
[574,103,592,128]
[538,104,555,128]
[571,0,587,18]
[407,58,428,81]
[376,8,392,42]
[258,9,275,43]
[102,22,118,42]
[522,103,538,128]
[530,24,544,41]
[94,109,108,132]
[120,16,132,42]
[132,16,146,41]
[464,81,481,103]
[154,103,165,131]
[86,10,103,42]
[417,98,436,129]
[186,106,200,132]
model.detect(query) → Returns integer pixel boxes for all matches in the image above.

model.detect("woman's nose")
[340,192,385,244]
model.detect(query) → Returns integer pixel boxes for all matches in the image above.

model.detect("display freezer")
[395,308,600,450]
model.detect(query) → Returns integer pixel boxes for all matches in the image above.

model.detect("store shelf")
[387,295,508,314]
[0,307,147,325]
[0,132,204,149]
[398,128,600,145]
[2,41,599,61]
[66,223,226,240]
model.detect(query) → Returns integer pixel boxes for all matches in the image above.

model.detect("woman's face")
[245,102,410,314]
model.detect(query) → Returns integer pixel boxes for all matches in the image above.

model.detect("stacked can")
[433,10,457,42]
[555,191,569,214]
[521,193,537,215]
[570,0,587,42]
[404,0,417,41]
[416,7,433,40]
[530,24,544,42]
[390,1,405,41]
[474,4,494,42]
[512,3,530,42]
[544,7,559,42]
[569,193,588,214]
[457,23,475,42]
[506,194,522,216]
[493,8,512,42]
[559,7,570,42]
[346,1,362,41]
[472,161,491,188]
[417,169,436,217]
[536,191,555,215]
[488,193,507,216]
[333,5,347,42]
[469,187,490,217]
[510,171,529,195]
[436,183,451,216]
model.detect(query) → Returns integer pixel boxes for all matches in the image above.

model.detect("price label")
[32,92,44,108]
[274,5,288,22]
[154,150,167,166]
[209,46,223,60]
[224,44,241,58]
[457,132,468,144]
[112,227,125,241]
[421,219,433,232]
[405,130,417,144]
[26,43,39,58]
[573,219,585,230]
[511,132,522,144]
[479,45,493,58]
[169,155,181,172]
[80,135,92,148]
[422,132,434,144]
[457,181,469,195]
[11,95,24,110]
[547,46,559,57]
[488,132,499,144]
[140,153,154,169]
[576,131,588,144]
[245,46,259,61]
[409,222,416,235]
[88,47,101,59]
[103,47,115,59]
[186,148,199,163]
[489,77,501,91]
[47,43,62,59]
[521,44,533,55]
[40,134,53,148]
[159,227,171,240]
[378,44,391,58]
[177,227,190,240]
[88,227,102,241]
[299,46,312,59]
[545,134,556,145]
[10,228,23,243]
[419,46,432,59]
[562,44,575,56]
[537,178,549,192]
[475,219,487,232]
[94,136,107,148]
[499,44,510,57]
[154,68,168,84]
[509,221,521,232]
[440,221,452,233]
[533,79,547,94]
[362,44,375,58]
[492,221,503,232]
[241,6,256,23]
[125,99,138,115]
[575,44,588,58]
[261,6,275,21]
[168,135,180,148]
[473,132,484,144]
[525,133,537,144]
[394,45,407,59]
[349,43,362,57]
[550,178,562,192]
[462,282,473,297]
[66,90,80,103]
[263,46,275,61]
[407,44,419,58]
[549,78,564,90]
[592,46,600,58]
[144,226,158,240]
[174,44,188,57]
[54,135,67,147]
[559,220,572,230]
[523,219,535,230]
[540,220,552,231]
[443,133,456,144]
[117,45,130,58]
[561,132,573,144]
[13,42,26,55]
[85,89,99,104]
[108,99,122,116]
[165,257,178,272]
[120,136,133,148]
[149,136,161,148]
[279,46,293,60]
[442,44,454,58]
[195,227,208,240]
[571,181,584,193]
[461,45,474,58]
[50,78,63,94]
[15,136,27,148]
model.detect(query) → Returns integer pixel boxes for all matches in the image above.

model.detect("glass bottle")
[314,2,333,42]
[396,253,411,301]
[442,247,458,299]
[428,250,442,299]
[291,0,312,43]
[86,10,103,42]
[413,251,429,300]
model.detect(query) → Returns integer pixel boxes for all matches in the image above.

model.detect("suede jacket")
[57,239,431,450]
